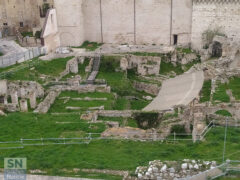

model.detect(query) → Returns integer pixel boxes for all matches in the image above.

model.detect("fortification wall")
[54,0,192,46]
[136,0,171,45]
[55,0,84,46]
[172,0,192,46]
[191,0,240,50]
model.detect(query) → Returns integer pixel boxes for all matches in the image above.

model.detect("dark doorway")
[212,41,222,57]
[0,96,4,104]
[173,35,178,45]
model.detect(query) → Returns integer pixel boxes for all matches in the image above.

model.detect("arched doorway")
[212,41,222,57]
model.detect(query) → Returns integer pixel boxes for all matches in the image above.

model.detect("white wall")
[54,0,192,46]
[172,0,192,46]
[83,0,102,42]
[136,0,171,45]
[54,0,84,46]
[102,0,135,44]
[191,0,240,50]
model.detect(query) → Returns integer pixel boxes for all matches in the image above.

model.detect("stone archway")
[212,41,222,57]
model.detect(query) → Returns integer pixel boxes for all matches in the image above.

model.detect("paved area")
[0,37,27,56]
[144,71,204,111]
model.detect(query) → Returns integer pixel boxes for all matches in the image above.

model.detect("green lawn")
[228,77,240,100]
[0,57,73,83]
[0,126,239,176]
[49,91,116,113]
[215,110,232,117]
[213,82,230,103]
[200,80,212,103]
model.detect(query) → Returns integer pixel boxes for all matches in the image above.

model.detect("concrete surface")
[144,71,204,111]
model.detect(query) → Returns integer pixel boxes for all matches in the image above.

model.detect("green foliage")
[35,30,42,39]
[113,97,129,110]
[0,52,3,56]
[21,31,33,37]
[176,48,193,54]
[0,123,239,174]
[72,41,103,51]
[228,77,240,100]
[134,112,160,129]
[130,52,163,57]
[100,56,120,72]
[130,99,150,110]
[215,110,232,117]
[170,125,186,134]
[200,80,212,103]
[49,91,116,113]
[213,82,230,103]
[159,61,184,75]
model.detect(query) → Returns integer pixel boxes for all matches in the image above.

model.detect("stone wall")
[133,81,160,96]
[191,0,240,50]
[54,0,192,46]
[0,0,54,35]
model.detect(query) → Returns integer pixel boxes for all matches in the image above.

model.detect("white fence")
[0,47,46,68]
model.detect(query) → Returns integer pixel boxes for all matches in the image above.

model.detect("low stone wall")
[98,110,137,117]
[34,90,61,114]
[50,84,111,93]
[133,81,160,96]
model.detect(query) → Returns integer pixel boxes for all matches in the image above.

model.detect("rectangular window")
[173,34,178,45]
[3,23,8,26]
[20,22,24,27]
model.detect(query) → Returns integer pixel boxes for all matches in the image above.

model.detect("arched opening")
[212,41,222,57]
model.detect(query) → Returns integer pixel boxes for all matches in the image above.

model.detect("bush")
[134,112,160,129]
[35,30,42,39]
[100,56,120,72]
[170,124,186,134]
[215,110,232,117]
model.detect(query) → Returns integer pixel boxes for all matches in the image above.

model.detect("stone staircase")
[87,56,101,84]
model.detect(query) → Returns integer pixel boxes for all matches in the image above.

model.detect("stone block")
[20,99,28,112]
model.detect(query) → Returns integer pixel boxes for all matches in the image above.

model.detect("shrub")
[133,112,160,129]
[100,56,120,72]
[170,124,186,134]
[215,110,232,117]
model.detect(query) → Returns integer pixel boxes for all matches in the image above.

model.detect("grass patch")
[176,48,193,54]
[159,61,183,75]
[200,80,212,103]
[0,57,74,83]
[21,31,33,37]
[130,52,163,57]
[215,110,232,117]
[49,91,116,113]
[0,113,106,141]
[72,41,103,51]
[0,121,239,175]
[213,82,230,103]
[228,77,240,100]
